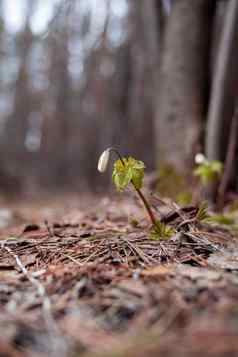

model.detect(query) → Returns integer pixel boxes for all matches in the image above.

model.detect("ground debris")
[0,197,238,356]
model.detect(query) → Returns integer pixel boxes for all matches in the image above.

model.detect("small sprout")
[98,148,158,228]
[149,221,176,241]
[98,149,111,173]
[129,218,139,228]
[196,203,236,230]
[193,154,223,186]
[98,148,178,240]
[204,214,235,226]
[202,212,238,234]
[196,201,209,221]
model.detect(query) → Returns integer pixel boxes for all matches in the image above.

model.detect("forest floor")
[1,192,238,357]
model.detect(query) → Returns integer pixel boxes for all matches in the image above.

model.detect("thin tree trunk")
[217,105,238,208]
[205,0,238,200]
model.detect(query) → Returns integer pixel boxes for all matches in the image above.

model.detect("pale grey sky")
[3,0,62,34]
[2,0,128,35]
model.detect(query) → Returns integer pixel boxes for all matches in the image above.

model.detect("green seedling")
[193,153,223,186]
[98,148,174,240]
[129,218,139,228]
[204,214,235,226]
[98,148,157,226]
[196,201,209,221]
[149,221,176,241]
[195,201,238,232]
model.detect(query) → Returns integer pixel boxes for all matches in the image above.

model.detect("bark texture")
[156,0,215,172]
[206,0,238,162]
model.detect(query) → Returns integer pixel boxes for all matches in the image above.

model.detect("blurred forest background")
[0,0,237,197]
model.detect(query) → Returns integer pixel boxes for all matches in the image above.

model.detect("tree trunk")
[206,0,238,164]
[124,1,160,170]
[156,0,216,173]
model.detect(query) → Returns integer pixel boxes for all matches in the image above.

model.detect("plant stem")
[134,187,158,227]
[109,147,158,227]
[108,147,125,165]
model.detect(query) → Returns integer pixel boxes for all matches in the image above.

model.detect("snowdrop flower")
[98,149,111,172]
[195,153,206,165]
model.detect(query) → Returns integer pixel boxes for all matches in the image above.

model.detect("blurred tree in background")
[0,0,237,198]
[157,0,216,171]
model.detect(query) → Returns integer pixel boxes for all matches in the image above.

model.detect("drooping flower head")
[195,153,206,165]
[97,149,111,173]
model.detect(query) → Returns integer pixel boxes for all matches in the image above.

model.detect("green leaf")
[193,160,223,185]
[127,157,145,189]
[149,221,176,241]
[112,156,145,192]
[204,214,235,226]
[210,161,223,174]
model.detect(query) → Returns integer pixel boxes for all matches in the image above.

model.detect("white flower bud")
[195,153,206,165]
[98,149,110,172]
